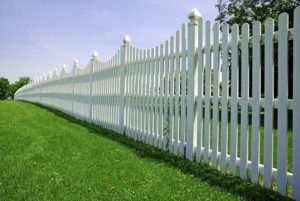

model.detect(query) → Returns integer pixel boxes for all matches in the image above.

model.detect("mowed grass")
[0,101,290,201]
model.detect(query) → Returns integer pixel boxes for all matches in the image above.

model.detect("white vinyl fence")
[15,7,300,199]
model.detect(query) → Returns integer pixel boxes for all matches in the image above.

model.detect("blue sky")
[0,0,218,82]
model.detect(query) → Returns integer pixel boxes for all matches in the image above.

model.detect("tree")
[216,0,300,27]
[215,0,299,98]
[10,76,31,99]
[215,0,228,25]
[0,77,10,100]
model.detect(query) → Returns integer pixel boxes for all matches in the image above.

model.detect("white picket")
[149,48,155,145]
[138,49,143,141]
[131,48,137,138]
[204,20,211,164]
[154,46,159,146]
[240,23,249,179]
[251,21,261,183]
[163,40,169,151]
[212,22,220,168]
[174,30,180,155]
[264,18,274,189]
[180,23,187,158]
[277,13,289,195]
[169,36,175,152]
[196,16,203,162]
[134,48,140,140]
[141,50,146,141]
[129,47,135,136]
[140,52,144,136]
[130,47,134,133]
[159,44,164,149]
[230,24,239,175]
[145,49,150,143]
[220,23,229,173]
[125,48,130,135]
[108,61,112,128]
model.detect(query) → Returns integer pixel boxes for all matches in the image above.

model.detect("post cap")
[74,58,79,65]
[123,35,131,45]
[92,51,98,58]
[188,8,201,20]
[62,64,67,72]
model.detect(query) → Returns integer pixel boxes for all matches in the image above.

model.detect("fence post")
[119,35,131,134]
[89,52,98,122]
[72,59,79,115]
[186,8,200,161]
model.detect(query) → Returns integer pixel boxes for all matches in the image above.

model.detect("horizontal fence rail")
[15,7,300,200]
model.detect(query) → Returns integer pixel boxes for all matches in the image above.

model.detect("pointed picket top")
[188,8,201,20]
[123,35,131,45]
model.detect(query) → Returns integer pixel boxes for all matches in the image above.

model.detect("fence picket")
[204,20,211,164]
[130,47,135,137]
[163,41,169,151]
[154,46,159,146]
[159,44,164,148]
[138,49,143,141]
[264,18,274,189]
[251,21,261,183]
[220,23,229,173]
[212,22,220,168]
[180,24,187,158]
[230,24,239,175]
[277,13,289,195]
[240,23,250,179]
[174,31,180,155]
[134,48,139,140]
[141,50,146,141]
[149,48,155,145]
[145,49,150,143]
[169,36,175,152]
[126,48,131,135]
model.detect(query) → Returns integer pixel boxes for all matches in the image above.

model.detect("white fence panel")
[15,7,300,199]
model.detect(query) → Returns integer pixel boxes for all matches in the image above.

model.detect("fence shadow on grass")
[27,101,292,201]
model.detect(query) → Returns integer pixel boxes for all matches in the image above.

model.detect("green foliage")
[10,76,31,99]
[215,0,300,26]
[0,77,10,100]
[0,76,31,100]
[215,0,229,24]
[0,101,291,200]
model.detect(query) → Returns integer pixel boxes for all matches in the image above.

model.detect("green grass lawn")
[0,101,290,201]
